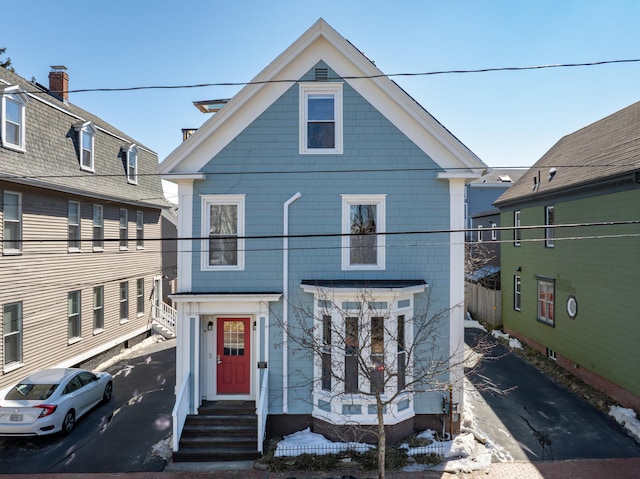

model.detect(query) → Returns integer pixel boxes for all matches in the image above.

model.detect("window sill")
[127,179,138,185]
[1,143,26,153]
[536,318,555,327]
[2,251,22,256]
[119,247,129,251]
[3,362,24,374]
[80,165,95,173]
[68,337,82,345]
[68,248,82,253]
[93,328,105,336]
[136,246,145,250]
[120,319,129,325]
[93,247,104,252]
[137,312,145,318]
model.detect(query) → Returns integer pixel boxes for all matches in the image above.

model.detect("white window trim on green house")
[3,190,22,255]
[514,210,521,246]
[299,82,343,155]
[1,86,28,152]
[201,194,245,271]
[545,205,555,248]
[514,275,521,311]
[341,194,386,271]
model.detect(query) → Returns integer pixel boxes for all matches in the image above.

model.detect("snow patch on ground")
[151,436,173,461]
[609,406,640,443]
[274,428,373,457]
[96,335,168,371]
[491,329,523,349]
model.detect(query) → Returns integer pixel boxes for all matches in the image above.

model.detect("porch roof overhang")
[300,279,427,295]
[169,292,282,303]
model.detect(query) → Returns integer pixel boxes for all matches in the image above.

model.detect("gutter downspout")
[282,192,302,414]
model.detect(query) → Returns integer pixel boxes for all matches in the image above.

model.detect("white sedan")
[0,368,113,436]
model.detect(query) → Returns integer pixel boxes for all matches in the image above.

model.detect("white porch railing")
[172,375,190,452]
[257,368,269,453]
[152,301,177,335]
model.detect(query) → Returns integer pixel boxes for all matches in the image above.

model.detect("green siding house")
[495,101,640,413]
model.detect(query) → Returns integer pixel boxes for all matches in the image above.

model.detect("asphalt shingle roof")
[495,100,640,206]
[0,67,167,209]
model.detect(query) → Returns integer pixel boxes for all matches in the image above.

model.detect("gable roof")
[160,19,486,178]
[0,67,166,209]
[495,100,640,207]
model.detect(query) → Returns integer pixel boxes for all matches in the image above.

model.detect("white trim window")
[3,301,23,369]
[92,204,104,250]
[68,290,81,342]
[136,278,144,316]
[303,286,421,426]
[1,86,28,151]
[73,121,96,172]
[514,275,521,311]
[342,195,386,270]
[119,208,128,249]
[545,206,555,248]
[125,144,138,184]
[491,223,498,241]
[201,195,245,270]
[299,82,343,154]
[514,210,521,246]
[136,211,144,248]
[537,277,555,326]
[93,285,104,332]
[68,201,81,251]
[3,191,22,254]
[119,281,129,323]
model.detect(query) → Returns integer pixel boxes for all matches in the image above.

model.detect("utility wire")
[4,58,640,96]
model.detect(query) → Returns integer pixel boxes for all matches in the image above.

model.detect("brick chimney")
[48,65,69,102]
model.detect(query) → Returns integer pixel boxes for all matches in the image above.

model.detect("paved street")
[0,338,176,474]
[465,327,640,462]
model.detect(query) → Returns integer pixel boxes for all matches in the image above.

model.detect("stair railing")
[152,301,177,334]
[172,374,190,452]
[257,368,269,453]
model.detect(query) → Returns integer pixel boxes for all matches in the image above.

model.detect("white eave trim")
[169,293,282,303]
[438,170,485,180]
[301,283,427,295]
[161,173,206,183]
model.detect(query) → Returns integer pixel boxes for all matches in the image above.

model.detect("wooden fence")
[465,281,502,328]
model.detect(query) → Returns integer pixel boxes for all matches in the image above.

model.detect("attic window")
[314,68,329,81]
[125,144,138,184]
[299,82,343,154]
[1,86,29,152]
[73,122,97,172]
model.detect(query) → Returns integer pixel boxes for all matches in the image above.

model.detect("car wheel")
[62,410,75,435]
[103,382,113,402]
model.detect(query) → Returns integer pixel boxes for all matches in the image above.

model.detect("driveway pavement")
[465,327,640,462]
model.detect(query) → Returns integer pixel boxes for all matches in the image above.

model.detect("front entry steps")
[172,400,260,462]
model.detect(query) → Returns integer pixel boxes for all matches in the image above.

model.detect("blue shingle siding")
[192,64,453,415]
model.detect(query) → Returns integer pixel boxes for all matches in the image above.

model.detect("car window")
[6,383,58,401]
[78,372,97,386]
[63,376,82,395]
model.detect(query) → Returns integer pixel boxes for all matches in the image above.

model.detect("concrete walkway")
[3,457,640,479]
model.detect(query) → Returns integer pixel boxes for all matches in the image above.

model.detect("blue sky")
[4,1,640,201]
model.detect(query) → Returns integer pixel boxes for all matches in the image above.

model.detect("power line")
[4,58,640,96]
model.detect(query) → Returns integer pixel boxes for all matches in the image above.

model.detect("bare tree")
[279,287,488,479]
[0,47,14,72]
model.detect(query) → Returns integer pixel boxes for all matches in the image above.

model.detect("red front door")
[216,318,251,394]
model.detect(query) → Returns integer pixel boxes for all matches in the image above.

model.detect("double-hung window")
[126,145,138,184]
[119,209,128,249]
[476,225,483,243]
[3,191,21,254]
[342,195,386,270]
[1,86,28,151]
[537,277,555,326]
[136,211,144,248]
[514,275,521,311]
[119,282,129,322]
[74,122,96,171]
[136,279,144,315]
[93,204,103,250]
[93,286,104,332]
[201,195,245,270]
[545,206,555,248]
[68,201,81,251]
[3,301,22,368]
[299,83,343,154]
[68,291,81,341]
[514,210,521,246]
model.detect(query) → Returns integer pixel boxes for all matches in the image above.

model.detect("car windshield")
[6,383,58,401]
